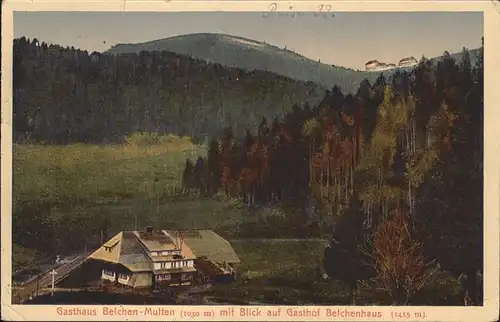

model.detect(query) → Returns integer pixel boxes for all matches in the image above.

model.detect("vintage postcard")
[1,0,499,321]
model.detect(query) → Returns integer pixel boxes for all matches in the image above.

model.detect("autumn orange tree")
[361,209,437,305]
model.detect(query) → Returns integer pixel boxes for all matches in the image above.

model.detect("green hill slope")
[106,33,480,93]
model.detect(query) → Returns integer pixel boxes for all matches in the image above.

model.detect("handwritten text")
[262,2,336,19]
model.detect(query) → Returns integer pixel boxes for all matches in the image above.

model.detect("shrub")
[360,209,438,305]
[124,132,192,147]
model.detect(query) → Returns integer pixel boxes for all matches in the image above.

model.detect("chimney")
[146,226,153,234]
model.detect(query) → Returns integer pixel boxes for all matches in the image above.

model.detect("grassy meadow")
[14,134,203,204]
[12,134,317,269]
[210,240,351,305]
[13,134,203,266]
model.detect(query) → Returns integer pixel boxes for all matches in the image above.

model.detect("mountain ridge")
[109,33,356,71]
[106,33,381,93]
[106,32,480,93]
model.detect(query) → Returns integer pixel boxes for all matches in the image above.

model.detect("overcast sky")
[14,12,483,69]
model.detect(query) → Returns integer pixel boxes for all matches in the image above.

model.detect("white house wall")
[132,272,153,288]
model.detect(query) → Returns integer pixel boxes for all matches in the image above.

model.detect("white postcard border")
[1,1,499,321]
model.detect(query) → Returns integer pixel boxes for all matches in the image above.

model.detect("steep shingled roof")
[168,229,241,264]
[163,230,197,261]
[119,231,153,272]
[88,232,123,263]
[133,230,177,252]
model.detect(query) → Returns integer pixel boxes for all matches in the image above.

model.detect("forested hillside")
[13,37,325,144]
[107,33,480,93]
[181,45,484,305]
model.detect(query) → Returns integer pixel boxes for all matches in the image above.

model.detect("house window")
[157,274,171,281]
[118,273,129,280]
[104,242,118,252]
[103,269,114,276]
[160,262,172,268]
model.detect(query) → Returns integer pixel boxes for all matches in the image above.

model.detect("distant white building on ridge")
[365,60,397,72]
[365,60,381,71]
[398,56,418,67]
[365,56,418,71]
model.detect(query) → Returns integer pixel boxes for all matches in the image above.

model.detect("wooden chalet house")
[87,226,240,290]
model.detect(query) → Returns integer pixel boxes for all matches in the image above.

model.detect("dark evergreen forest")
[13,37,324,144]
